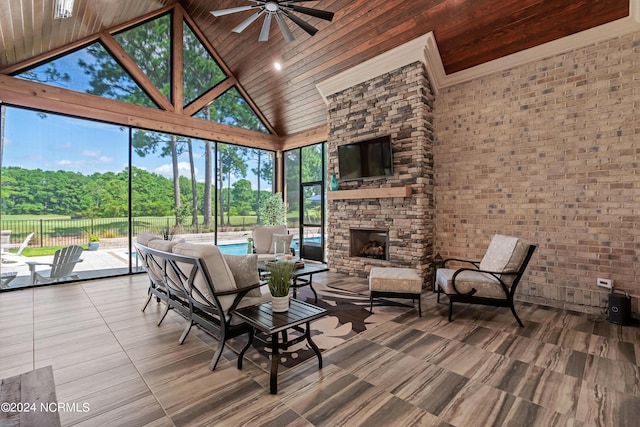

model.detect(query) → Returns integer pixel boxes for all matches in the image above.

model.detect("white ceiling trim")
[315,33,431,103]
[317,0,640,99]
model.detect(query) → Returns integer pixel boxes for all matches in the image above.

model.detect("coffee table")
[233,299,328,394]
[258,261,329,303]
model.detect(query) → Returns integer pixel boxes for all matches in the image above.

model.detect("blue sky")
[2,107,272,190]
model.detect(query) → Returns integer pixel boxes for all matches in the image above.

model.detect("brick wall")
[434,32,640,315]
[326,62,435,285]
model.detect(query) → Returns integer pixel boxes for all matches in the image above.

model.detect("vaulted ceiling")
[0,0,633,139]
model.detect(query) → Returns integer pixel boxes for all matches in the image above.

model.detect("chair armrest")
[26,261,55,268]
[26,259,83,269]
[441,258,481,269]
[222,281,267,315]
[216,281,263,297]
[450,267,517,296]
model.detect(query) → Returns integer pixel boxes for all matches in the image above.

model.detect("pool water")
[218,237,322,255]
[131,237,321,257]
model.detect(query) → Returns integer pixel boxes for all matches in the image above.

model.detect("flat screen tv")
[337,135,393,181]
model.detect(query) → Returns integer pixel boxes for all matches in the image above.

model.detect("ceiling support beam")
[0,74,279,150]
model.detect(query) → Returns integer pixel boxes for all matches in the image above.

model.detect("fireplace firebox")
[350,228,389,260]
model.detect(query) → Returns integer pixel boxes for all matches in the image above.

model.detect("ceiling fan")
[211,1,334,42]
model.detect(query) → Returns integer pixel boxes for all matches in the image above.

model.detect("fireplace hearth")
[350,228,389,260]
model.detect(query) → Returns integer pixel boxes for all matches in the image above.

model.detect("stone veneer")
[326,62,435,286]
[434,31,640,315]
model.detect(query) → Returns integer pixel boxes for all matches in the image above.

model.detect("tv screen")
[338,135,393,181]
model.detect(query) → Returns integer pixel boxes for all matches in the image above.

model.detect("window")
[14,42,157,108]
[114,14,172,102]
[183,22,227,106]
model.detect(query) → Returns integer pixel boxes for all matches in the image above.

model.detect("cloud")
[82,150,101,157]
[154,162,197,178]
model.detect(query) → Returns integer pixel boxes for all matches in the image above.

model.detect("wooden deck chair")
[26,245,84,285]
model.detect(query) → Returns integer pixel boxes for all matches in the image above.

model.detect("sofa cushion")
[223,254,262,297]
[172,243,238,313]
[252,225,287,254]
[148,238,182,252]
[136,232,162,246]
[436,268,507,299]
[147,239,185,293]
[369,267,422,293]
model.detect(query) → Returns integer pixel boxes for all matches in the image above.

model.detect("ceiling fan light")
[54,0,74,19]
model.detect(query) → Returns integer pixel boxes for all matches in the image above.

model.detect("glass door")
[300,182,325,261]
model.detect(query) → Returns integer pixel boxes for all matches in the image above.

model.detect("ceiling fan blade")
[288,5,334,21]
[282,10,318,36]
[211,5,256,17]
[232,10,265,33]
[275,13,295,42]
[259,13,273,42]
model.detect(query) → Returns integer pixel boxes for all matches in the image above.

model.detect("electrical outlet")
[596,278,613,289]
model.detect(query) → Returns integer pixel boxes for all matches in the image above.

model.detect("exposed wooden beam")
[182,78,236,117]
[172,7,184,112]
[182,7,278,136]
[0,32,101,75]
[99,32,174,112]
[280,125,328,151]
[0,74,279,151]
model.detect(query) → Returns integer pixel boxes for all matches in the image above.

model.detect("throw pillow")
[271,233,293,255]
[223,254,262,297]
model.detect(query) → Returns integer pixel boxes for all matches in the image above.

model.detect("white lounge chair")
[25,245,84,285]
[1,232,34,265]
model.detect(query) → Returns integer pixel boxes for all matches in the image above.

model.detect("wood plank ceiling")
[0,0,631,139]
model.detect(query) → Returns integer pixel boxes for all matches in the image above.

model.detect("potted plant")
[267,261,294,312]
[87,233,100,251]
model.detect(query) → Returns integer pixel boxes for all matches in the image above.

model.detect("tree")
[8,13,276,229]
[217,144,249,227]
[231,179,253,216]
[250,149,274,223]
[259,192,286,225]
[182,23,226,229]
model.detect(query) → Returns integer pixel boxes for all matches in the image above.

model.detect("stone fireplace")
[326,61,435,287]
[350,228,389,260]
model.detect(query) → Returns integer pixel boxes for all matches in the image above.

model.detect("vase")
[271,295,289,312]
[329,174,339,191]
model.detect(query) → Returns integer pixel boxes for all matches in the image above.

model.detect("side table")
[232,299,328,394]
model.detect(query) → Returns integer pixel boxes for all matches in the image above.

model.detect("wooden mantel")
[327,186,412,200]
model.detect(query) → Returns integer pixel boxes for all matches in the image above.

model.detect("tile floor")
[1,271,639,426]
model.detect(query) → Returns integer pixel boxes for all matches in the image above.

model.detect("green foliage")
[0,166,181,218]
[114,14,172,100]
[8,13,275,232]
[266,262,294,297]
[259,192,286,225]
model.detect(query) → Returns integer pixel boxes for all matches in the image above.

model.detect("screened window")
[183,22,227,106]
[194,87,269,133]
[14,42,157,108]
[114,14,172,102]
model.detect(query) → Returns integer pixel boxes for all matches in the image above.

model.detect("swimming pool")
[217,237,321,255]
[130,237,321,257]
